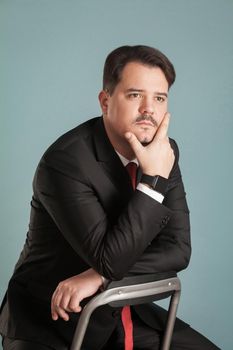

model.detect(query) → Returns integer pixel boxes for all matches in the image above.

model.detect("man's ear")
[98,90,109,114]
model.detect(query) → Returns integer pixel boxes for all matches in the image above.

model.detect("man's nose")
[138,97,154,115]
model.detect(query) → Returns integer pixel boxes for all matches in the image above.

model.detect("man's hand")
[125,113,175,178]
[51,268,103,321]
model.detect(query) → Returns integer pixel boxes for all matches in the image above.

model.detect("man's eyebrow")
[125,88,144,92]
[125,88,168,97]
[155,92,168,97]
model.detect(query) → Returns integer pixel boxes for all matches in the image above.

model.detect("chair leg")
[160,290,181,350]
[70,305,93,350]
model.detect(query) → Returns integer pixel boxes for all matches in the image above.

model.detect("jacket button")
[162,216,169,224]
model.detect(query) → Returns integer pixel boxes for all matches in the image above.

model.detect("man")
[0,45,219,349]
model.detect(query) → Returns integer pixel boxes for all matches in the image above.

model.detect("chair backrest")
[70,273,181,350]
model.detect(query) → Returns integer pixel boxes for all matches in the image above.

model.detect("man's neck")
[115,150,138,167]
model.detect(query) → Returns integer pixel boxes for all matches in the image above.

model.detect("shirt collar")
[115,150,139,167]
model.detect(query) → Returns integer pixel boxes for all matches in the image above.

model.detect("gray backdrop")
[1,0,233,349]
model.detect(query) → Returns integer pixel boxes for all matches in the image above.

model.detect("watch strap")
[141,174,168,195]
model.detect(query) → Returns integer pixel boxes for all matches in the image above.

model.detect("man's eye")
[156,96,165,103]
[128,93,142,99]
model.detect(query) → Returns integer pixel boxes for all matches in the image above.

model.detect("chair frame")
[70,275,181,350]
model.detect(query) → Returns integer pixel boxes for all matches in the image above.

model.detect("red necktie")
[121,162,137,350]
[126,162,137,190]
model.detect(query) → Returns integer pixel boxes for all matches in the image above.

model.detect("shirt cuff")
[137,183,164,203]
[100,275,108,290]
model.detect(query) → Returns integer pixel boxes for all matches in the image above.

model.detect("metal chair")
[70,272,181,350]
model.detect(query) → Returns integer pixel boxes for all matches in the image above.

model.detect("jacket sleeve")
[34,139,190,280]
[127,139,191,275]
[127,179,191,276]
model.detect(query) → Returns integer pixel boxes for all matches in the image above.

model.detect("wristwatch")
[141,174,168,195]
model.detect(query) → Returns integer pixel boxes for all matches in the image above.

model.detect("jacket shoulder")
[43,116,101,155]
[169,138,179,160]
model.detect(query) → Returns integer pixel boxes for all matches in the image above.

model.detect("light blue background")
[1,1,233,349]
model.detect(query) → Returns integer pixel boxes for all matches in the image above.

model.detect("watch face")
[141,174,168,195]
[155,176,168,194]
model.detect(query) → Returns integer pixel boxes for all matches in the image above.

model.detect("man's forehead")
[117,63,169,92]
[121,61,163,74]
[121,62,167,78]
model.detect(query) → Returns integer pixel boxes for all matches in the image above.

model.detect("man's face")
[99,61,169,154]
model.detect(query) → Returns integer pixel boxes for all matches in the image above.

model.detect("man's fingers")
[51,290,61,309]
[69,294,82,313]
[51,293,71,321]
[51,288,64,320]
[51,309,58,321]
[55,306,69,321]
[51,290,58,320]
[155,113,170,140]
[54,305,70,321]
[51,287,82,321]
[125,132,143,156]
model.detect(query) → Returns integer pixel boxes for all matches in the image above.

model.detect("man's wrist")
[140,174,168,195]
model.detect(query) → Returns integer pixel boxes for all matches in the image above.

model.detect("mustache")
[135,115,158,127]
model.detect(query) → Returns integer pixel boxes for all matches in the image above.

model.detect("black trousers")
[102,312,220,350]
[2,338,52,350]
[2,312,220,350]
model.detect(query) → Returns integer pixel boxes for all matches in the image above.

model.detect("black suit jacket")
[0,117,191,349]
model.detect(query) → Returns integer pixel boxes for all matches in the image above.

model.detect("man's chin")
[134,129,156,145]
[137,134,154,145]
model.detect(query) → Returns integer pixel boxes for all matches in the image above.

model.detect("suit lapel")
[93,118,134,197]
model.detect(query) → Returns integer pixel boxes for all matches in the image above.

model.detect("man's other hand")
[51,268,103,321]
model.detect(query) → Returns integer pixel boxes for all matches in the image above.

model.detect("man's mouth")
[135,115,157,127]
[135,120,154,127]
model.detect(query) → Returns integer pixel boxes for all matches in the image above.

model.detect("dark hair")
[103,45,176,95]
